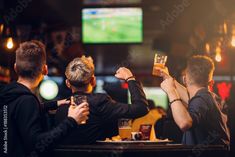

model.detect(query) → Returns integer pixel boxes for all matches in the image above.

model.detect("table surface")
[55,143,227,152]
[54,143,229,157]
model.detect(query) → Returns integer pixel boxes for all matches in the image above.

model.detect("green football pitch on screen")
[82,8,143,43]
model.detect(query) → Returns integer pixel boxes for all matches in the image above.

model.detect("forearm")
[113,67,148,118]
[128,80,149,117]
[174,80,189,105]
[128,80,147,104]
[33,117,77,154]
[167,89,192,131]
[42,101,58,112]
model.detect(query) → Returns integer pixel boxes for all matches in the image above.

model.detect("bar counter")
[54,143,228,157]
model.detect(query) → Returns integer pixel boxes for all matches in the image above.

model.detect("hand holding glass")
[152,54,168,76]
[71,95,88,124]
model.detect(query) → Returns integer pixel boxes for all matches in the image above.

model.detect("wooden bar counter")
[54,143,228,157]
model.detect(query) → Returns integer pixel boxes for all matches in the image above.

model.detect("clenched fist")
[115,67,134,81]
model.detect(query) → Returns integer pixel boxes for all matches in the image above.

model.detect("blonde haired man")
[55,56,149,144]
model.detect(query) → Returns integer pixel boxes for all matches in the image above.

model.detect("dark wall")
[0,0,3,10]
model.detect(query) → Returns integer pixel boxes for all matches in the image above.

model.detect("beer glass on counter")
[118,119,132,140]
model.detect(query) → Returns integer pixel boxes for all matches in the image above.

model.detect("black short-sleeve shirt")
[182,88,230,146]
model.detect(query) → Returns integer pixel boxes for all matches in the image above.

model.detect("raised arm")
[153,66,189,105]
[160,78,193,132]
[115,67,149,118]
[174,80,189,105]
[98,67,149,121]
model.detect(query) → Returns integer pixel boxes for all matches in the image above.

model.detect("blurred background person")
[131,99,164,141]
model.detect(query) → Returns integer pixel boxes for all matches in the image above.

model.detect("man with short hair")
[0,40,89,157]
[157,55,230,146]
[55,56,149,144]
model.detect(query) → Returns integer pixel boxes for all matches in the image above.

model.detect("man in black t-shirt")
[55,56,149,144]
[155,55,230,147]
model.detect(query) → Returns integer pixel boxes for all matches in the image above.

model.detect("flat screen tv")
[82,8,143,44]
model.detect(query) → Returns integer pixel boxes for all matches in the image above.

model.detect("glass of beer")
[71,95,88,124]
[118,119,132,140]
[152,53,168,76]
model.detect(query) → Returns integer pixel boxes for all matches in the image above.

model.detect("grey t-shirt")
[182,88,230,146]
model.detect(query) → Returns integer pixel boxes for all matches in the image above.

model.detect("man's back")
[55,93,118,144]
[182,88,230,146]
[55,80,149,145]
[0,82,83,157]
[0,82,43,157]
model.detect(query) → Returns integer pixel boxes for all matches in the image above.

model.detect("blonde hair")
[65,56,95,87]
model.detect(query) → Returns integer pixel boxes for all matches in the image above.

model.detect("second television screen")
[82,8,143,43]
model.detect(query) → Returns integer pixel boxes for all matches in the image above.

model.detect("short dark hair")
[15,40,46,79]
[186,55,215,87]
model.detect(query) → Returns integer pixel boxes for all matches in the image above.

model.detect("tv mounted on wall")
[82,8,143,44]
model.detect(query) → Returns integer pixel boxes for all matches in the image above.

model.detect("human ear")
[42,65,48,75]
[182,75,187,86]
[66,79,72,89]
[208,80,214,91]
[14,63,17,73]
[90,76,96,87]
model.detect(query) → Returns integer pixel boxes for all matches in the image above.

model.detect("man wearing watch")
[55,56,149,144]
[155,55,230,147]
